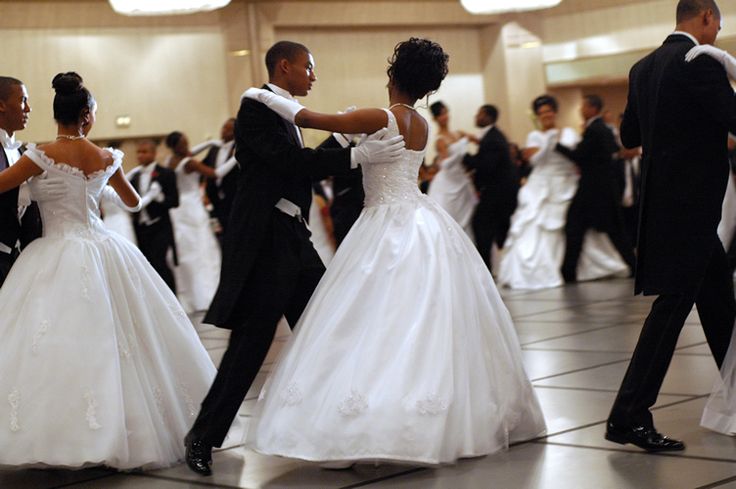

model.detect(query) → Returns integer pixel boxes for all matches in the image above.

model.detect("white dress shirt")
[137,162,160,225]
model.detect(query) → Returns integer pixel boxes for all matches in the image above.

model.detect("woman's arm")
[184,158,217,178]
[107,168,141,209]
[243,87,388,134]
[0,156,43,194]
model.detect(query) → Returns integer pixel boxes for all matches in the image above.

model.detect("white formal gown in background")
[0,146,216,470]
[169,159,221,313]
[246,110,546,465]
[498,128,628,290]
[427,136,477,239]
[100,194,136,244]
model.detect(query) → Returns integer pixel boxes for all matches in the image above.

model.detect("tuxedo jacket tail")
[0,146,41,251]
[622,34,736,295]
[204,86,352,330]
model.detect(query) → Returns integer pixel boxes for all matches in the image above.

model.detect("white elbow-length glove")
[214,156,239,178]
[686,44,736,80]
[242,87,304,123]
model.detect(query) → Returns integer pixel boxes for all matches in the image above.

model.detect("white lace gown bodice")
[0,146,219,470]
[246,110,545,465]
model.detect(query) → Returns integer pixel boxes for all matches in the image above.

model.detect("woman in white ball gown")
[164,131,236,313]
[426,100,477,239]
[0,72,217,470]
[498,95,628,290]
[241,38,546,466]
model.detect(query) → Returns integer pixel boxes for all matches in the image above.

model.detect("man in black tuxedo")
[463,104,518,271]
[202,118,238,241]
[606,0,736,452]
[128,140,179,293]
[0,77,45,286]
[555,95,636,282]
[185,41,404,476]
[328,163,364,247]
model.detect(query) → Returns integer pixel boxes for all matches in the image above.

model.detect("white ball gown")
[498,128,628,290]
[0,145,217,470]
[427,136,477,238]
[246,110,546,465]
[169,159,221,313]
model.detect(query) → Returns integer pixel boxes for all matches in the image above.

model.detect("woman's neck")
[57,124,84,138]
[388,93,418,108]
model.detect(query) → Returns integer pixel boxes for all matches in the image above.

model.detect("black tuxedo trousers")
[609,244,735,428]
[190,210,325,447]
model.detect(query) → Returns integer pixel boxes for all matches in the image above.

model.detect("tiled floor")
[4,277,736,489]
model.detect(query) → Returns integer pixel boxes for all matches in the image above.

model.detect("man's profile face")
[0,83,31,134]
[285,51,316,97]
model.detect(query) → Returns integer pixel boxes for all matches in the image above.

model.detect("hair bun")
[52,72,84,95]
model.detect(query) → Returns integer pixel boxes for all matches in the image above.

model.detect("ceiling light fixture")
[460,0,562,15]
[108,0,231,16]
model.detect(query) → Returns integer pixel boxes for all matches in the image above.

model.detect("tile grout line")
[49,472,118,489]
[695,474,736,489]
[539,440,736,464]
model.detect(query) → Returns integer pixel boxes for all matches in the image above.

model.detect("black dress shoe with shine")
[604,422,685,452]
[185,434,213,476]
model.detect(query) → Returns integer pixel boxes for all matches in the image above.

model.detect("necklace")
[388,103,416,111]
[56,134,85,141]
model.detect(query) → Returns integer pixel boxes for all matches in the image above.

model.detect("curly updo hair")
[52,72,95,125]
[387,38,449,101]
[532,94,558,115]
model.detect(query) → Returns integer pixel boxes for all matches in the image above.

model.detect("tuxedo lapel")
[0,146,8,171]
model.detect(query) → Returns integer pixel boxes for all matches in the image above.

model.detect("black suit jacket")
[621,34,736,295]
[204,85,353,328]
[0,145,42,250]
[556,117,621,232]
[203,143,239,229]
[129,164,179,257]
[463,126,518,211]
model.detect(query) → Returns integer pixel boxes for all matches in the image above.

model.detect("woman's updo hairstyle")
[532,94,558,114]
[387,38,449,100]
[165,131,184,150]
[52,72,95,125]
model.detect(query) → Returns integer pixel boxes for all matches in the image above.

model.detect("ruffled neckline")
[26,143,123,180]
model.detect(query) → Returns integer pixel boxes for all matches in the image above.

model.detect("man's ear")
[0,100,6,114]
[278,58,290,75]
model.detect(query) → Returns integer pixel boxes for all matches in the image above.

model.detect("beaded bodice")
[362,109,425,208]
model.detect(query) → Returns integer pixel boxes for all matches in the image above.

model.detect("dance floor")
[4,277,736,489]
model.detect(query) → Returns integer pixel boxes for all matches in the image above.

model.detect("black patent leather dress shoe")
[185,434,213,476]
[604,422,685,452]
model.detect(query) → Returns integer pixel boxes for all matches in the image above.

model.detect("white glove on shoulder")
[242,87,304,124]
[686,44,736,80]
[350,128,405,166]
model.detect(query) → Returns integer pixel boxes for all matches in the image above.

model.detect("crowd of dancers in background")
[102,90,647,316]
